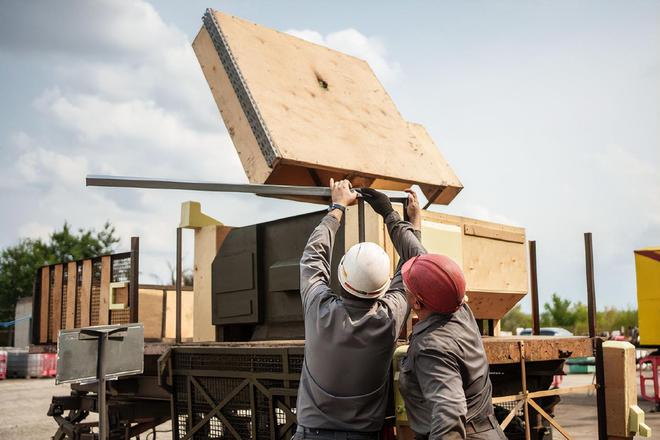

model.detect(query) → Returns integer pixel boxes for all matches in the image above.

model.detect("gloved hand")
[359,187,393,217]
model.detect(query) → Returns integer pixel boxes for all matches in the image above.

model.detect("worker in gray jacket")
[294,179,425,439]
[398,252,506,439]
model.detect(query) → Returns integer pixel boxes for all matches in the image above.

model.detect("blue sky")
[0,1,658,311]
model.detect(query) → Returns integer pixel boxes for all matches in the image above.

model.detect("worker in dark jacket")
[294,179,425,439]
[398,251,506,439]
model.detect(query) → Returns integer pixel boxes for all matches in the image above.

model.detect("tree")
[541,293,575,328]
[0,222,118,321]
[501,305,531,332]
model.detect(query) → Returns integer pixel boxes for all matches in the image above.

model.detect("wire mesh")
[171,347,301,440]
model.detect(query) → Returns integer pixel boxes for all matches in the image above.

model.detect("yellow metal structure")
[179,200,222,229]
[634,247,660,347]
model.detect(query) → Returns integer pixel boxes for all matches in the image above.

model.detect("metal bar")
[584,233,597,338]
[86,175,410,201]
[527,398,573,440]
[529,240,540,335]
[358,198,366,243]
[129,237,139,323]
[176,228,182,344]
[595,338,607,440]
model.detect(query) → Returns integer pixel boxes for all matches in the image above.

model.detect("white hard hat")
[338,242,391,299]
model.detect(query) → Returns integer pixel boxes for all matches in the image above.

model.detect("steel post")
[529,241,540,335]
[358,198,365,243]
[584,233,597,338]
[130,237,139,323]
[97,333,108,440]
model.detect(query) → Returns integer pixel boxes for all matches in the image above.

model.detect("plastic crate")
[167,345,304,440]
[7,350,29,378]
[43,353,57,377]
[0,350,7,380]
[566,356,595,374]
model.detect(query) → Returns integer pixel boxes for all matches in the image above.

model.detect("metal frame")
[492,341,597,440]
[202,8,279,167]
[165,345,303,440]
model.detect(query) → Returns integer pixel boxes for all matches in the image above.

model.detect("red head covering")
[401,254,466,314]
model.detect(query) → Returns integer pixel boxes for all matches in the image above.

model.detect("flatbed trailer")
[42,335,597,440]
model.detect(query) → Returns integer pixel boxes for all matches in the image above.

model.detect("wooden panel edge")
[464,224,525,244]
[39,267,50,344]
[80,260,92,327]
[65,262,77,329]
[51,264,64,342]
[98,256,111,325]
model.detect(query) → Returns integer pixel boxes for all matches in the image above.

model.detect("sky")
[0,1,658,312]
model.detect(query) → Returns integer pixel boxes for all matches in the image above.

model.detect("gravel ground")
[0,378,71,440]
[0,374,658,439]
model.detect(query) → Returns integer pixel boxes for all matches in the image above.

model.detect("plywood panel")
[80,260,92,327]
[51,264,64,342]
[603,341,637,437]
[464,224,525,244]
[193,28,272,183]
[138,288,165,340]
[194,225,231,342]
[193,10,462,205]
[98,256,111,325]
[462,235,528,294]
[39,267,50,344]
[165,289,194,340]
[65,262,77,329]
[467,291,526,320]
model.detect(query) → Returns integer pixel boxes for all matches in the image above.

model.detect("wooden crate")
[32,252,194,344]
[343,205,527,320]
[139,286,194,341]
[192,9,462,205]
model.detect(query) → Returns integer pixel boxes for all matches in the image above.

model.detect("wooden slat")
[65,262,77,329]
[80,260,92,327]
[51,264,64,342]
[39,267,50,343]
[464,224,525,244]
[98,256,111,325]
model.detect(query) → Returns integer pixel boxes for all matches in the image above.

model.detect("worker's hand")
[330,178,357,207]
[359,187,393,217]
[405,188,422,230]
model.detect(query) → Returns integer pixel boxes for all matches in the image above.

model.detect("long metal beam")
[86,175,410,202]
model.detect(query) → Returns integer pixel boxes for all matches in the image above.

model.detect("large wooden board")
[193,10,462,205]
[80,260,92,327]
[65,262,77,329]
[39,267,50,344]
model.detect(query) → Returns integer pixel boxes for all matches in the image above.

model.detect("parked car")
[519,327,574,337]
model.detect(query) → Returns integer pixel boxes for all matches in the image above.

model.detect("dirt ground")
[0,374,658,440]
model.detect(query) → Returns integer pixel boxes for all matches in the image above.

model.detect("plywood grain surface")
[193,10,463,205]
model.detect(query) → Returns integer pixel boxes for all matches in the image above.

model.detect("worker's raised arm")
[416,347,468,440]
[361,188,426,293]
[386,189,426,264]
[299,179,356,310]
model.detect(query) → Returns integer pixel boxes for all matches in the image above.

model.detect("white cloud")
[285,28,401,83]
